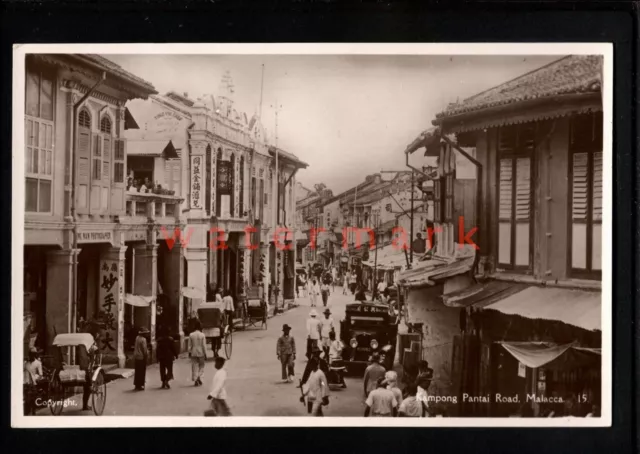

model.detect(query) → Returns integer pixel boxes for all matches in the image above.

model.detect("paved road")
[42,289,368,417]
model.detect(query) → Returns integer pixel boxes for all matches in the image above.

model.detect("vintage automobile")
[339,300,397,373]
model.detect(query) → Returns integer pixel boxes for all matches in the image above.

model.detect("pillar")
[46,249,76,344]
[133,244,157,362]
[260,244,270,303]
[161,242,184,346]
[99,246,127,367]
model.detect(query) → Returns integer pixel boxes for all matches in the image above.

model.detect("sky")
[109,54,558,193]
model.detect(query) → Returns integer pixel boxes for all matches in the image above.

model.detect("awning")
[498,341,601,370]
[127,140,179,159]
[52,333,96,351]
[125,294,155,307]
[363,244,412,270]
[397,245,476,288]
[181,286,205,299]
[486,286,601,332]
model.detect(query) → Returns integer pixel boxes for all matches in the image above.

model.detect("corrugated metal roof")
[486,286,601,332]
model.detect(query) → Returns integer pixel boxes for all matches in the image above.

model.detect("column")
[99,246,127,368]
[46,249,76,344]
[260,244,270,303]
[161,242,184,347]
[185,223,208,315]
[133,244,157,362]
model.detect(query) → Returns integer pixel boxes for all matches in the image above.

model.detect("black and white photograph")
[12,43,612,427]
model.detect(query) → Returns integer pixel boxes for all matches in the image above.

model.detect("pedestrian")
[415,360,433,406]
[355,285,367,302]
[301,358,329,416]
[398,383,425,417]
[206,357,231,416]
[363,352,386,398]
[157,326,178,389]
[350,270,358,294]
[309,279,320,307]
[384,370,403,411]
[222,290,235,333]
[320,281,330,307]
[133,328,149,391]
[319,308,335,358]
[331,267,337,292]
[306,309,321,359]
[328,331,347,388]
[377,279,387,297]
[364,376,398,417]
[189,320,207,387]
[276,324,296,383]
[342,272,349,295]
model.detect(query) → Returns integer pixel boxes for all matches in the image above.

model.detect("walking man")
[222,290,235,333]
[342,272,349,295]
[306,309,321,359]
[363,352,386,399]
[276,324,296,383]
[309,279,319,307]
[189,320,207,387]
[156,326,178,389]
[319,308,335,359]
[133,328,148,391]
[320,281,330,307]
[206,357,231,416]
[302,358,329,416]
[364,377,398,417]
[331,267,337,293]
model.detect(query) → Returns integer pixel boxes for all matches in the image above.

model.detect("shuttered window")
[25,67,55,213]
[76,110,92,213]
[163,158,181,196]
[114,140,125,184]
[570,112,603,277]
[497,124,534,270]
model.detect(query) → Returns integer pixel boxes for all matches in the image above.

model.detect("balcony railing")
[124,193,184,225]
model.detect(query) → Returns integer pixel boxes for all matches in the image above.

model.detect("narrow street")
[46,290,367,417]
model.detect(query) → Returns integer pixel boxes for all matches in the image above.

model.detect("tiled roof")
[434,55,602,122]
[72,54,157,94]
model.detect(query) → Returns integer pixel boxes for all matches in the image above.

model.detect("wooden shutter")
[111,139,125,215]
[592,152,602,221]
[571,152,589,221]
[515,158,531,221]
[76,128,91,214]
[90,133,101,214]
[172,160,181,197]
[498,159,513,265]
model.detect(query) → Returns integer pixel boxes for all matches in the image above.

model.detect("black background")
[1,1,636,453]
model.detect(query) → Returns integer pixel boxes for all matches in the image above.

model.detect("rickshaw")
[240,286,268,330]
[198,302,232,359]
[48,333,107,416]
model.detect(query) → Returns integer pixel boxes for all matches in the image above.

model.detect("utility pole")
[373,209,379,297]
[410,170,415,267]
[272,101,281,313]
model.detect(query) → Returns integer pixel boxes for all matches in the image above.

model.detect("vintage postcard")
[12,43,612,427]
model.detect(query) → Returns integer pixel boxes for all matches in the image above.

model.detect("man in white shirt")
[207,357,231,416]
[319,308,335,358]
[376,280,386,299]
[365,377,398,417]
[302,358,329,416]
[328,331,347,388]
[222,290,235,332]
[306,309,321,359]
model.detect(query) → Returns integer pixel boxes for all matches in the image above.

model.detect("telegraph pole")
[373,209,379,297]
[272,101,282,313]
[410,170,415,266]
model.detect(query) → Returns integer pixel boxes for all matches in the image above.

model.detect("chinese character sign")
[191,156,203,209]
[98,259,121,354]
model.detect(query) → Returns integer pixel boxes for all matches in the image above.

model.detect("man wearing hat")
[364,376,398,417]
[363,352,386,399]
[276,324,296,383]
[319,308,335,359]
[305,309,321,359]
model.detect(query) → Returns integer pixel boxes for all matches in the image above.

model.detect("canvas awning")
[485,286,601,332]
[127,140,179,159]
[363,244,412,270]
[181,286,205,299]
[498,341,601,370]
[125,294,155,307]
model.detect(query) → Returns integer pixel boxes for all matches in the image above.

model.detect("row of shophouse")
[23,55,305,368]
[395,55,604,417]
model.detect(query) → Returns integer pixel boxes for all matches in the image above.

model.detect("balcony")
[122,193,184,226]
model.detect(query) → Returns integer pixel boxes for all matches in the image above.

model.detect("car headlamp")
[370,339,379,349]
[350,338,358,348]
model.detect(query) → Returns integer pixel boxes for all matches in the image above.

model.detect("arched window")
[78,109,91,129]
[100,115,112,134]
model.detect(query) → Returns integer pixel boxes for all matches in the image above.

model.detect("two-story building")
[23,54,187,368]
[398,55,603,416]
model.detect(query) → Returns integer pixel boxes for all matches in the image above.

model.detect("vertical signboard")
[191,155,203,209]
[99,259,120,355]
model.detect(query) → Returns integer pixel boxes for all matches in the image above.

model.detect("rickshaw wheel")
[48,374,65,416]
[223,330,232,359]
[91,370,107,416]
